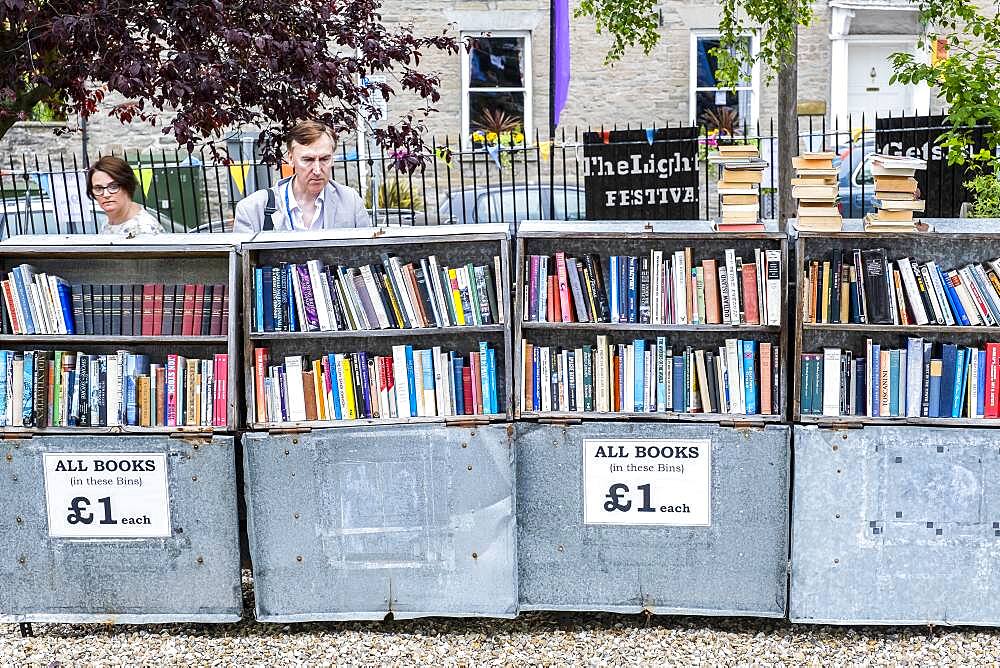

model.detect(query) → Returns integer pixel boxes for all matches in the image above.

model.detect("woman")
[87,156,165,236]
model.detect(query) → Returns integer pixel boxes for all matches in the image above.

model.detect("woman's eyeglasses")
[91,183,121,197]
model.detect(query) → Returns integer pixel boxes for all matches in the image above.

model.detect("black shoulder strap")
[263,188,277,231]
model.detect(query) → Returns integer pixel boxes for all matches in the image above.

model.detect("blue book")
[532,346,541,411]
[633,339,645,412]
[56,279,75,334]
[928,361,942,418]
[452,353,465,415]
[487,347,497,414]
[256,268,268,332]
[478,341,490,412]
[359,351,374,418]
[327,354,342,420]
[22,351,33,424]
[951,348,967,418]
[939,343,958,417]
[0,351,7,424]
[888,349,900,416]
[405,345,417,417]
[849,276,861,323]
[671,354,685,412]
[11,265,36,334]
[939,267,970,326]
[871,344,881,417]
[609,256,619,322]
[978,349,987,417]
[286,264,298,332]
[420,349,435,415]
[627,257,638,323]
[656,336,667,411]
[742,340,757,415]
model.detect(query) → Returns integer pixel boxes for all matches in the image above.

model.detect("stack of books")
[0,266,229,337]
[710,144,768,232]
[252,344,499,424]
[522,248,782,326]
[252,254,503,332]
[521,336,780,416]
[803,248,1000,326]
[801,338,1000,419]
[792,152,843,232]
[865,154,928,231]
[0,350,228,428]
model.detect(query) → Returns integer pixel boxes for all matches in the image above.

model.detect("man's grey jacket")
[233,177,372,234]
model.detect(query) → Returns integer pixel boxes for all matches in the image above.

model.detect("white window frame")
[460,30,533,150]
[688,30,760,131]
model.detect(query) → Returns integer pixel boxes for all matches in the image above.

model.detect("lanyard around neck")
[285,178,331,231]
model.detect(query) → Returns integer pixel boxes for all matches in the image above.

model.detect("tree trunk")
[777,25,798,232]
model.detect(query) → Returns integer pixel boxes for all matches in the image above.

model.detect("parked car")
[438,185,586,225]
[833,139,878,218]
[0,198,185,239]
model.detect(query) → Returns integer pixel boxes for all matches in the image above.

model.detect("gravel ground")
[4,575,1000,667]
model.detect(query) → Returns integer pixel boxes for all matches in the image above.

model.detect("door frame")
[830,33,930,125]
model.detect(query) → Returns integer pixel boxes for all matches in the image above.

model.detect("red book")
[213,353,228,427]
[470,352,481,415]
[193,284,205,335]
[741,264,759,325]
[987,343,1000,418]
[555,251,573,323]
[461,365,473,415]
[141,284,155,336]
[254,347,269,423]
[152,284,165,335]
[181,284,196,336]
[209,283,224,336]
[2,280,21,334]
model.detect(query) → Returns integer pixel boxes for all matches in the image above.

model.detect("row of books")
[252,255,504,333]
[523,249,782,326]
[0,271,230,337]
[804,248,1000,326]
[800,339,1000,419]
[521,337,780,415]
[252,344,500,424]
[0,350,229,428]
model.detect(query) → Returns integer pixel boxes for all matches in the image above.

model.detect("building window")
[461,32,532,148]
[689,32,757,134]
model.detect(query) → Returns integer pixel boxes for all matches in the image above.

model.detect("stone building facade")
[0,0,983,158]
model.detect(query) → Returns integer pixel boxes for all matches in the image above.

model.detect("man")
[234,121,371,233]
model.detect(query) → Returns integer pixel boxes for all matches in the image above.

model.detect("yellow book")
[138,376,150,427]
[312,359,326,420]
[821,261,831,323]
[448,268,465,325]
[841,267,852,324]
[341,358,357,419]
[382,273,406,328]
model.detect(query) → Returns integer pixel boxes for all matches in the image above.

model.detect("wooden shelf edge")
[1,427,231,436]
[520,322,781,332]
[0,335,228,344]
[802,324,1000,334]
[248,326,505,340]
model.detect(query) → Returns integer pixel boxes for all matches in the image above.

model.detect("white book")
[725,249,740,326]
[972,264,1000,323]
[494,256,505,325]
[26,281,48,333]
[333,268,362,329]
[959,267,995,325]
[717,346,730,414]
[540,346,552,412]
[896,258,929,325]
[719,265,732,325]
[668,251,683,324]
[419,259,443,327]
[765,249,782,326]
[360,264,392,329]
[905,338,923,417]
[427,256,451,327]
[433,347,446,417]
[284,356,307,422]
[412,349,425,416]
[754,248,765,325]
[306,260,333,331]
[897,350,907,417]
[822,348,842,416]
[651,250,662,324]
[925,262,953,325]
[388,256,419,327]
[948,270,981,325]
[557,351,567,412]
[919,263,946,325]
[725,339,743,414]
[11,356,23,426]
[47,275,67,334]
[537,255,549,323]
[596,336,609,412]
[644,349,654,412]
[575,348,585,412]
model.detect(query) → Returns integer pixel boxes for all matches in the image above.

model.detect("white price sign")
[583,438,711,526]
[43,453,171,539]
